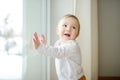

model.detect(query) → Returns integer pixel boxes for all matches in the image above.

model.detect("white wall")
[91,0,98,80]
[76,0,92,80]
[76,0,98,80]
[98,0,120,76]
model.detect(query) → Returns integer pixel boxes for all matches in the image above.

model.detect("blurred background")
[0,0,119,80]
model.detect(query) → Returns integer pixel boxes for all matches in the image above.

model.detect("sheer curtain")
[23,0,50,80]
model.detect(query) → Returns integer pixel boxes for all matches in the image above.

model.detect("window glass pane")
[0,37,7,55]
[0,0,23,36]
[0,0,23,55]
[0,55,22,79]
[0,0,23,79]
[7,37,23,55]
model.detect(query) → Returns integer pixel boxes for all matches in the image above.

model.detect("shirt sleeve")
[36,44,65,58]
[36,41,80,58]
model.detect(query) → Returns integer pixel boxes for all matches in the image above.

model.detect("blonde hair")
[59,14,80,37]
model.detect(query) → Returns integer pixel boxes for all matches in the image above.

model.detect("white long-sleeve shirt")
[37,40,84,80]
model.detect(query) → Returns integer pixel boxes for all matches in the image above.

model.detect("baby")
[33,14,86,80]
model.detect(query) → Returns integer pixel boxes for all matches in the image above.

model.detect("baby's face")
[57,17,79,43]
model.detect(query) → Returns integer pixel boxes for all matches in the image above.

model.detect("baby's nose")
[66,26,71,31]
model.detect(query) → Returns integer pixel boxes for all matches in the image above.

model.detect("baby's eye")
[62,24,67,27]
[64,25,67,27]
[72,26,76,29]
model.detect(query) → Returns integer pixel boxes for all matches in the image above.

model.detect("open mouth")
[64,33,71,37]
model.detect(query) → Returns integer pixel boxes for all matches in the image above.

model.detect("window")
[0,0,23,79]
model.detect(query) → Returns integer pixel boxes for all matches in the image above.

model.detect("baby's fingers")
[40,34,46,44]
[33,32,39,41]
[33,32,40,49]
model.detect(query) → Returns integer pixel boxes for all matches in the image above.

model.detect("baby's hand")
[33,32,40,49]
